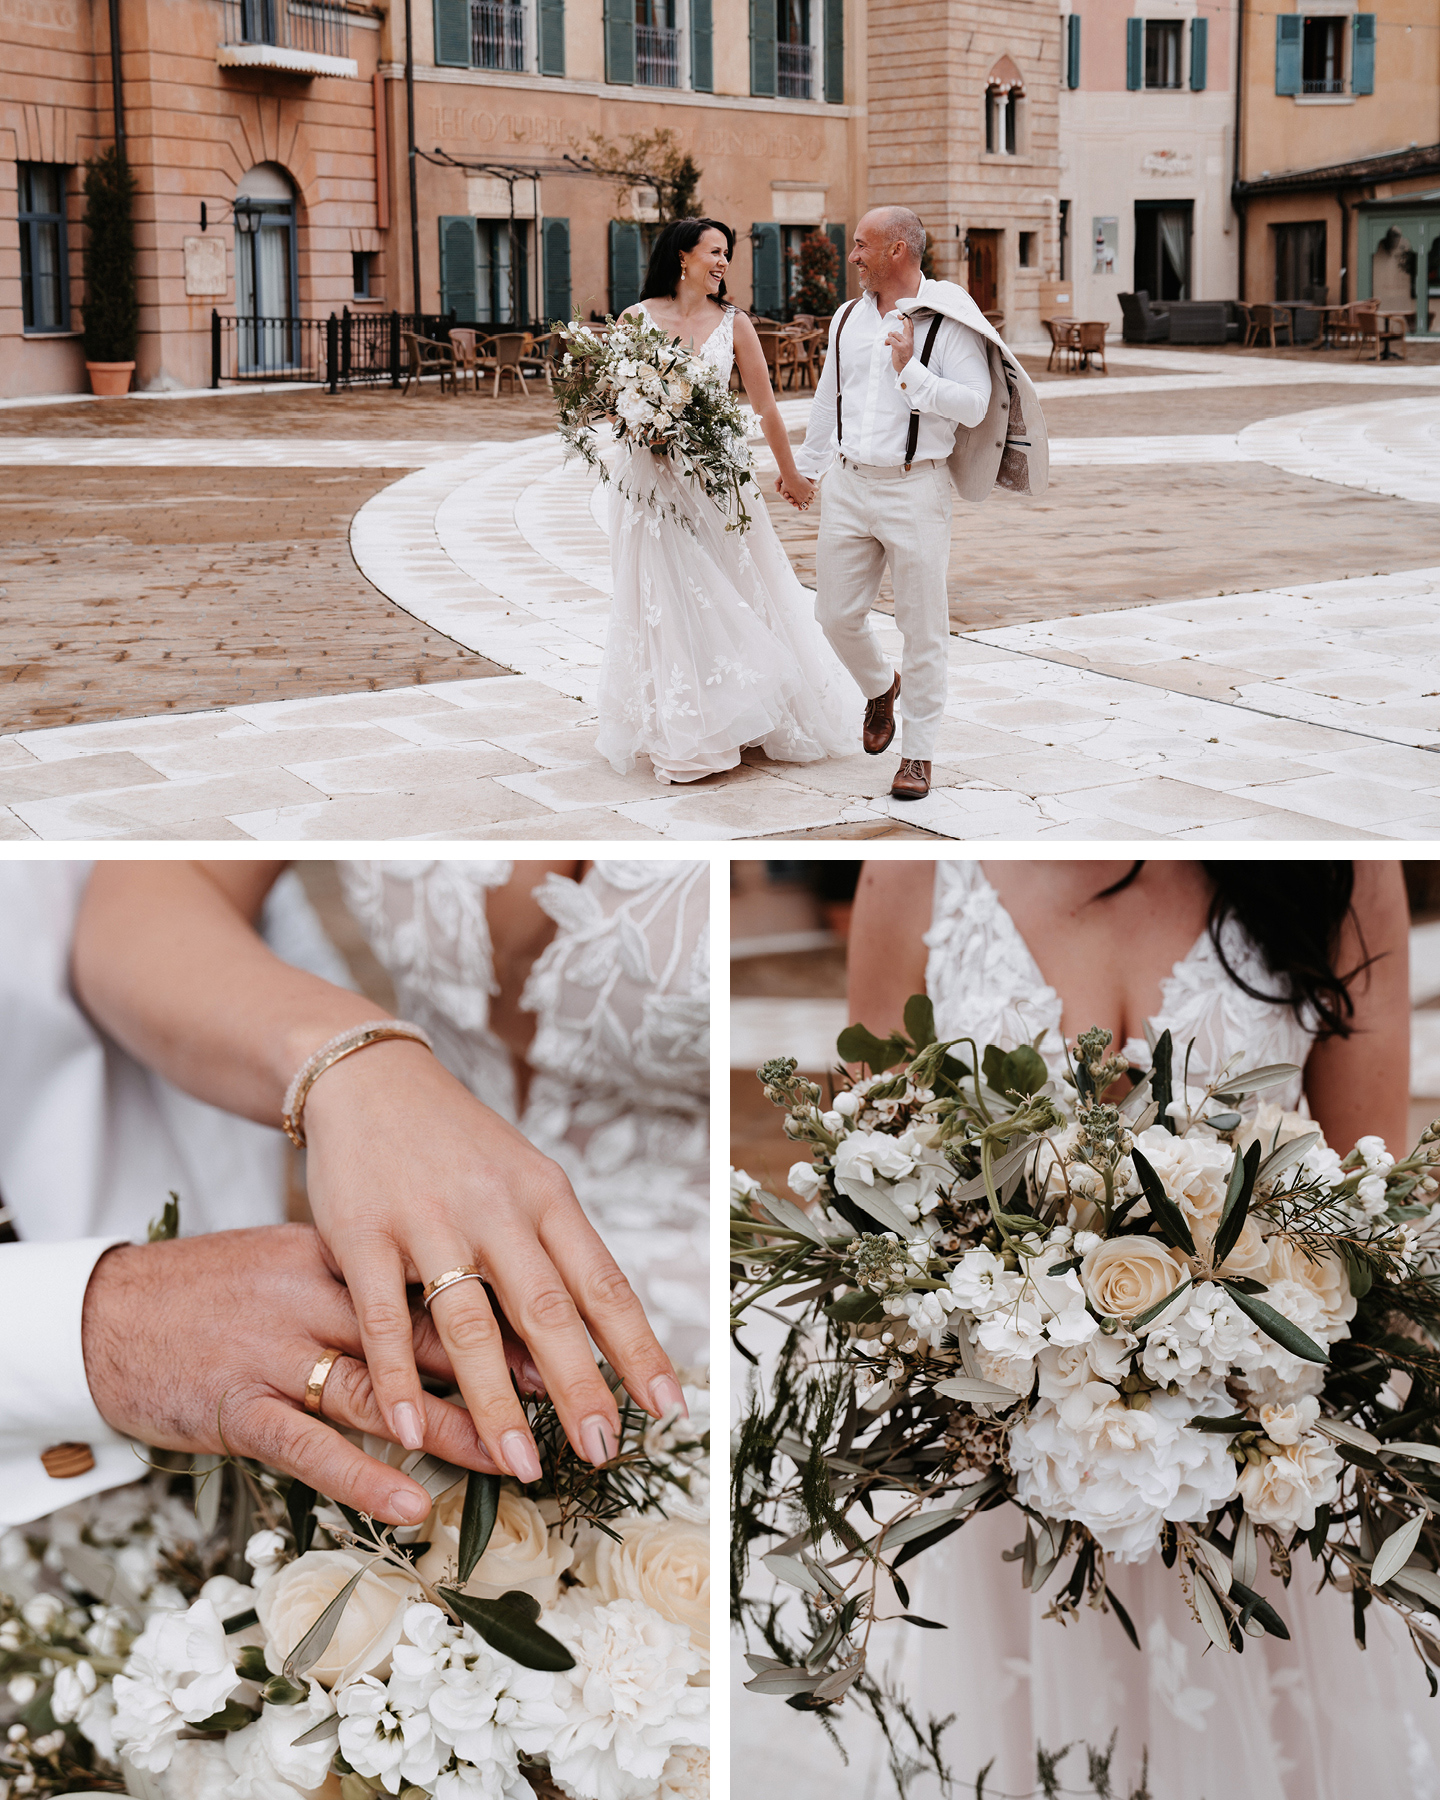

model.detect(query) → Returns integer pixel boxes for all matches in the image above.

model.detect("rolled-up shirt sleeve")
[793,313,842,481]
[0,1239,138,1526]
[894,318,992,429]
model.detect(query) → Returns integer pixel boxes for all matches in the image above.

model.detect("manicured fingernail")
[393,1402,424,1452]
[502,1431,542,1485]
[520,1359,545,1394]
[389,1487,429,1524]
[649,1375,687,1419]
[581,1416,616,1466]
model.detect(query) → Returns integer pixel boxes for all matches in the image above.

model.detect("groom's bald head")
[857,206,926,267]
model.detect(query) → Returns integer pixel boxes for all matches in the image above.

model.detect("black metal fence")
[220,0,350,58]
[210,309,543,391]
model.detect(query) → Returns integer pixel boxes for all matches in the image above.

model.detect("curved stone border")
[1238,395,1440,505]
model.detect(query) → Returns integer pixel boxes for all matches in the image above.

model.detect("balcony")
[636,21,680,87]
[472,0,524,70]
[1301,76,1345,94]
[218,0,357,76]
[777,40,813,100]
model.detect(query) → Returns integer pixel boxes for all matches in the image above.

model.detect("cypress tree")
[81,144,139,363]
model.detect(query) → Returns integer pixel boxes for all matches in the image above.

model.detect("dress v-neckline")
[639,299,728,358]
[969,863,1210,1057]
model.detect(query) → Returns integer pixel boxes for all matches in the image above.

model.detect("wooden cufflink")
[41,1443,96,1479]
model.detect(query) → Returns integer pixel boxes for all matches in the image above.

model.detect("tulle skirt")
[596,448,860,783]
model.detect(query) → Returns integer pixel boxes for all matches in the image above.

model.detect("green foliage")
[147,1192,180,1242]
[581,127,702,223]
[81,144,138,363]
[441,1588,574,1671]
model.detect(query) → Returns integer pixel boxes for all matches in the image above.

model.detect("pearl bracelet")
[281,1020,434,1148]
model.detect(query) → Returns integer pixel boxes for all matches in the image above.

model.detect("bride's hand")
[301,1042,684,1485]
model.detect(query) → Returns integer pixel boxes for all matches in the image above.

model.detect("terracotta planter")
[86,359,135,397]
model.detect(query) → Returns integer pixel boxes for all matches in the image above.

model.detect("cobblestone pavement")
[4,351,1439,840]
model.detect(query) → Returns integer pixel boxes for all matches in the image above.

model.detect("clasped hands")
[774,472,815,511]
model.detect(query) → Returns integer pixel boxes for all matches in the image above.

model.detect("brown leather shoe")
[890,758,931,801]
[862,671,900,755]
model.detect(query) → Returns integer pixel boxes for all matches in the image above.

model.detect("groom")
[783,206,1046,801]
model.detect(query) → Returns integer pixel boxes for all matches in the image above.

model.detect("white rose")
[1128,1126,1233,1234]
[255,1551,417,1689]
[1081,1236,1188,1323]
[576,1519,709,1678]
[1262,1236,1356,1338]
[1236,1435,1341,1532]
[415,1484,572,1607]
[1259,1395,1320,1446]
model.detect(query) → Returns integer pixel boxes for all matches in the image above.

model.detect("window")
[1134,199,1191,301]
[636,0,680,85]
[1058,197,1070,280]
[777,0,812,98]
[18,163,69,333]
[1274,220,1328,301]
[1018,231,1037,269]
[471,0,524,68]
[1144,19,1183,88]
[1302,14,1344,93]
[986,84,1020,154]
[352,251,373,298]
[437,0,564,76]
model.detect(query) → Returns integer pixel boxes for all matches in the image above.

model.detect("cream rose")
[1236,1435,1341,1532]
[1081,1236,1187,1322]
[1128,1126,1233,1235]
[575,1519,709,1680]
[1263,1235,1356,1338]
[414,1484,572,1606]
[255,1551,417,1689]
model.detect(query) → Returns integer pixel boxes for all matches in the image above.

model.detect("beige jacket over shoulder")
[896,278,1050,500]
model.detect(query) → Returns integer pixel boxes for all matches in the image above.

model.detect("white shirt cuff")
[0,1239,140,1526]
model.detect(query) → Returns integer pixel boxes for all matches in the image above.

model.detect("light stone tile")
[139,725,412,777]
[1140,754,1326,790]
[285,745,535,796]
[616,777,849,839]
[1373,813,1440,840]
[234,690,466,729]
[1061,778,1270,828]
[1032,818,1170,840]
[228,782,553,840]
[412,808,666,841]
[0,741,41,769]
[1170,812,1393,841]
[14,711,239,762]
[12,771,326,838]
[953,750,1142,795]
[0,751,169,804]
[0,808,39,839]
[1319,742,1440,786]
[498,761,759,811]
[1222,773,1439,829]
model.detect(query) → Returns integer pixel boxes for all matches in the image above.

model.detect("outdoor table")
[1311,305,1350,348]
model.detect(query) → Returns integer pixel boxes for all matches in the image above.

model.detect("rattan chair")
[401,331,457,396]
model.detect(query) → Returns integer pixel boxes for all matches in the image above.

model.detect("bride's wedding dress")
[338,860,708,1368]
[595,303,859,784]
[885,863,1440,1800]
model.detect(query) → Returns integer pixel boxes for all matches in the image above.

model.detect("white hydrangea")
[544,1597,708,1800]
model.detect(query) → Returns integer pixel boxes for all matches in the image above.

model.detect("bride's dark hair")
[639,218,734,305]
[1094,862,1371,1039]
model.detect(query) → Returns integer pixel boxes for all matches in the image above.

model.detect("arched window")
[984,56,1024,156]
[234,163,299,373]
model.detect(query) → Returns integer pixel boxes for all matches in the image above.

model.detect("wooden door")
[968,230,999,316]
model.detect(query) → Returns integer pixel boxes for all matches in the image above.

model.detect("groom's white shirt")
[793,288,992,479]
[0,866,342,1527]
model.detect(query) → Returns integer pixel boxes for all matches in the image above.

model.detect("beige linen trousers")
[814,456,954,762]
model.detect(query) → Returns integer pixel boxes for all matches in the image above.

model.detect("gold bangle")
[422,1266,484,1308]
[281,1021,434,1148]
[304,1348,344,1415]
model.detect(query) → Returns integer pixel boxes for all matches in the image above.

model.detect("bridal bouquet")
[553,314,754,531]
[731,1000,1440,1724]
[0,1376,709,1800]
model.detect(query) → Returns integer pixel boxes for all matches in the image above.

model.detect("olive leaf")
[756,1191,829,1246]
[842,1182,918,1237]
[293,1712,342,1746]
[1191,1574,1234,1653]
[1372,1511,1427,1589]
[1210,1062,1302,1102]
[1212,1141,1262,1269]
[287,1480,318,1557]
[441,1588,575,1671]
[1150,1029,1175,1135]
[1129,1276,1192,1334]
[1221,1282,1328,1365]
[283,1562,372,1682]
[824,1288,886,1325]
[456,1471,502,1584]
[1130,1147,1197,1257]
[932,1375,1024,1405]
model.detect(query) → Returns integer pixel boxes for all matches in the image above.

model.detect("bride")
[838,857,1431,1800]
[595,217,860,784]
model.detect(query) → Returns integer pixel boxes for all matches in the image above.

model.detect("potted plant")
[791,230,839,319]
[81,144,139,396]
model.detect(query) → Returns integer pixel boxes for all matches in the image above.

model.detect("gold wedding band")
[422,1265,484,1308]
[304,1348,344,1415]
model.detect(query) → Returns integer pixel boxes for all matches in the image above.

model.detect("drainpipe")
[1232,0,1245,297]
[108,0,125,153]
[405,0,421,316]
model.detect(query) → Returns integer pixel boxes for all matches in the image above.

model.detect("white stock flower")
[244,1530,288,1590]
[1011,1391,1237,1562]
[416,1485,573,1607]
[1237,1434,1342,1532]
[833,1090,861,1118]
[575,1520,710,1676]
[256,1550,418,1689]
[111,1596,241,1772]
[787,1161,824,1204]
[21,1593,65,1635]
[223,1680,336,1799]
[728,1168,760,1202]
[546,1597,708,1800]
[947,1247,1020,1315]
[337,1673,444,1793]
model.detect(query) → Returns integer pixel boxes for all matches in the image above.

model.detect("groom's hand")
[81,1224,499,1525]
[775,474,815,510]
[885,314,915,372]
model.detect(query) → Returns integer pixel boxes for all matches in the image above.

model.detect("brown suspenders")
[833,301,945,470]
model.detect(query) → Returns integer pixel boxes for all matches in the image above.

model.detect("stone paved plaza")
[3,346,1439,841]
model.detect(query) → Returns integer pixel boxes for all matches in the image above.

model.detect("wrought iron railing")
[777,40,813,99]
[1301,75,1345,93]
[211,309,544,390]
[472,0,524,69]
[220,0,349,58]
[636,21,680,86]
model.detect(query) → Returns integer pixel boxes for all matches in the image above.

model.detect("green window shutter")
[440,215,477,319]
[604,0,635,83]
[752,221,782,315]
[750,0,776,96]
[1352,13,1375,94]
[690,0,713,91]
[1066,13,1080,88]
[539,0,565,74]
[1275,14,1301,94]
[1125,17,1142,89]
[434,0,470,66]
[826,221,847,303]
[1189,15,1207,89]
[823,0,843,102]
[543,217,571,323]
[609,219,644,314]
